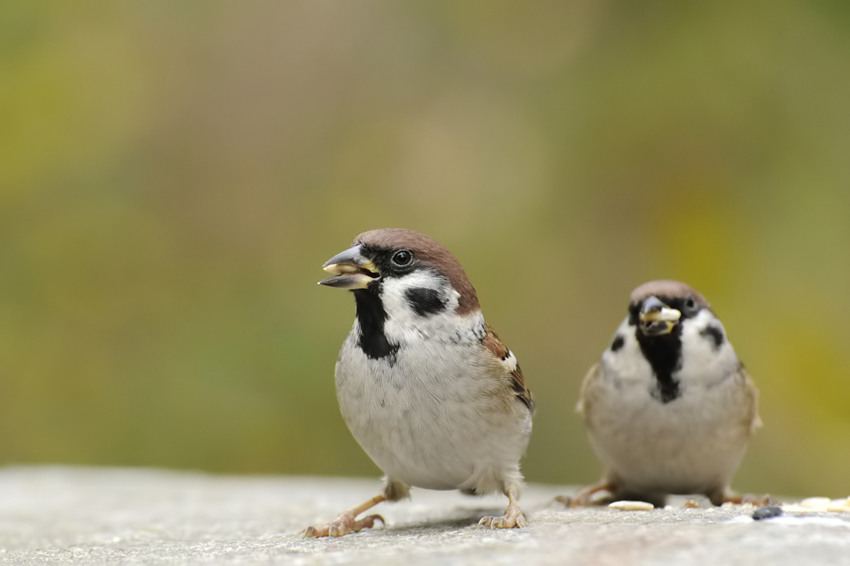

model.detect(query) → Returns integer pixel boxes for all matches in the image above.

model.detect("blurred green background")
[2,1,848,498]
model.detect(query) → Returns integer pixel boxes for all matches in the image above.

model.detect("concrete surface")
[0,466,848,565]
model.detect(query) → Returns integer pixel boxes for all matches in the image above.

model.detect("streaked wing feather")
[576,362,601,419]
[482,325,534,412]
[737,364,762,434]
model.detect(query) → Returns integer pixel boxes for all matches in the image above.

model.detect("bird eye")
[392,249,413,267]
[683,295,699,314]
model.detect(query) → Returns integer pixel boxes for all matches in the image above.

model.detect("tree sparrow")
[305,228,534,537]
[569,280,763,507]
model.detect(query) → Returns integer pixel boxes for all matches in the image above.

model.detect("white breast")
[335,314,531,494]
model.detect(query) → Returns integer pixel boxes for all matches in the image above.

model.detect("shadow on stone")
[389,512,490,534]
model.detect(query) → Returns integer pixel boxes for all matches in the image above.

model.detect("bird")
[568,280,763,508]
[304,228,534,537]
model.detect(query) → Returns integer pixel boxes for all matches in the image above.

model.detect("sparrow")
[568,280,763,508]
[304,228,534,537]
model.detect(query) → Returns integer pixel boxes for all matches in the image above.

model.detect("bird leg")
[714,491,773,507]
[479,487,527,529]
[302,494,387,538]
[555,481,615,507]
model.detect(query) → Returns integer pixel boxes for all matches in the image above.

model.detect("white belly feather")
[335,330,531,493]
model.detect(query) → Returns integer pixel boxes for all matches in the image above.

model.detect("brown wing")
[737,364,762,434]
[576,362,601,420]
[482,325,535,413]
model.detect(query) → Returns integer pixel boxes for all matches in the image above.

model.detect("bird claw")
[478,508,527,529]
[724,493,773,508]
[553,495,573,507]
[301,525,320,538]
[559,483,614,507]
[303,512,385,538]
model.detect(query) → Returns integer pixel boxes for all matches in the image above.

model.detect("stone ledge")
[0,467,848,565]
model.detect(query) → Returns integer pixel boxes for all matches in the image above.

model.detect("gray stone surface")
[0,466,848,565]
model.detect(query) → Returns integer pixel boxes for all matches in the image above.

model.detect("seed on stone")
[609,500,654,511]
[780,505,814,514]
[826,499,850,513]
[800,497,831,509]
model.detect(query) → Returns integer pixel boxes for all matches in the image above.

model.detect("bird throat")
[352,289,399,361]
[634,329,682,403]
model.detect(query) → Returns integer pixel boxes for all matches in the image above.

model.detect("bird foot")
[556,483,614,507]
[479,503,527,529]
[302,512,385,538]
[723,493,773,507]
[553,495,575,507]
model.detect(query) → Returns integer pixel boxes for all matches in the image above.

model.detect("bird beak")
[638,296,681,336]
[318,244,380,289]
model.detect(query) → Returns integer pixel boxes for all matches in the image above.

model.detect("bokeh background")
[2,1,848,498]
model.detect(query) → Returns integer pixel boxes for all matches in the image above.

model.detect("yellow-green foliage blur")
[2,2,849,498]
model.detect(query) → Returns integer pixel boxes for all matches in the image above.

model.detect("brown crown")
[629,279,711,309]
[355,228,480,315]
